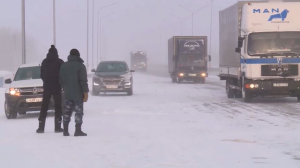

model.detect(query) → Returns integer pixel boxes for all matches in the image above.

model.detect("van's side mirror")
[235,48,241,53]
[238,36,245,48]
[5,79,12,84]
[208,55,212,62]
[91,69,96,72]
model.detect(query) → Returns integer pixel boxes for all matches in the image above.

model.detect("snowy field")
[0,71,300,168]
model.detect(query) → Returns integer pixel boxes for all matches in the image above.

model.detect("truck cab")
[169,36,210,83]
[220,2,300,102]
[130,51,147,71]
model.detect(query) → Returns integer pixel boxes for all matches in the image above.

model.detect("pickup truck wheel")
[5,101,17,119]
[201,78,206,83]
[226,80,234,98]
[297,96,300,102]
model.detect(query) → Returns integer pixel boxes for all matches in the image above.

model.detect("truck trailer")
[219,1,300,102]
[168,36,210,83]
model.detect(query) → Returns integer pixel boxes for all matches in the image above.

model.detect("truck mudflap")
[244,80,300,97]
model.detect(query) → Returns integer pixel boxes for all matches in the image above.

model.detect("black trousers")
[38,89,62,121]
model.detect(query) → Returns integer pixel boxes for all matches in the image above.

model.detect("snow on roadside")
[0,73,299,168]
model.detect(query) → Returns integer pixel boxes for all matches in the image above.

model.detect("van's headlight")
[9,88,20,96]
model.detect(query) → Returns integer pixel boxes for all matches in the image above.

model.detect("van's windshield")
[248,32,300,56]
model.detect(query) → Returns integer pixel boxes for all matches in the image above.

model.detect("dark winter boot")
[36,119,46,133]
[63,123,70,136]
[55,119,63,133]
[74,124,87,136]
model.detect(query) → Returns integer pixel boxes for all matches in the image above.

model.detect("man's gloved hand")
[83,92,89,102]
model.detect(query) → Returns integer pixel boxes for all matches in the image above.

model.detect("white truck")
[219,1,300,102]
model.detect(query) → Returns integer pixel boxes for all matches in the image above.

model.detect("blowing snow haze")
[0,0,245,72]
[2,0,300,167]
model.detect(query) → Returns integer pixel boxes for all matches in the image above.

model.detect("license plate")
[26,98,43,103]
[273,83,288,87]
[106,85,118,89]
[189,74,196,77]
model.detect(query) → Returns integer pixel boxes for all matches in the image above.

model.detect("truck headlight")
[179,73,184,77]
[93,82,99,86]
[201,73,206,77]
[246,84,259,89]
[9,88,20,96]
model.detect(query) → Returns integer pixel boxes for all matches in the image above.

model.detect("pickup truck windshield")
[97,62,128,72]
[248,32,300,56]
[14,66,41,81]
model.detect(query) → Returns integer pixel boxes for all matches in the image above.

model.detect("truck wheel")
[172,77,176,83]
[235,90,242,98]
[176,77,181,84]
[5,101,17,119]
[243,90,252,103]
[226,80,234,98]
[297,96,300,102]
[201,78,206,83]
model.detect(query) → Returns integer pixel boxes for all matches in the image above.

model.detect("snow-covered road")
[0,72,300,168]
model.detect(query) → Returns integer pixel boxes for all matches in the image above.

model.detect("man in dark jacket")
[59,49,89,136]
[37,45,64,133]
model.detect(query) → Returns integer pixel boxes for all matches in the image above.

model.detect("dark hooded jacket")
[41,45,64,92]
[59,54,89,101]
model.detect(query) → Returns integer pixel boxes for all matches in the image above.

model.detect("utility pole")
[87,0,89,69]
[21,0,26,64]
[92,0,94,69]
[97,13,114,65]
[178,4,210,35]
[92,2,118,68]
[53,0,56,46]
[209,0,213,68]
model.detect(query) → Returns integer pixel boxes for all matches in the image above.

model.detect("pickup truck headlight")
[9,88,20,96]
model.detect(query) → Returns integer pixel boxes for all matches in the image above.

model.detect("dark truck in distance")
[130,51,147,71]
[168,36,210,83]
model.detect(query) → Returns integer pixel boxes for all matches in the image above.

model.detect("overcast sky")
[0,0,242,70]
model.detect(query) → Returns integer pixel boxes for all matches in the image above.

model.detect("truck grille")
[261,65,298,76]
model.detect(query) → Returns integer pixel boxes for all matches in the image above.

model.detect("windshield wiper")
[251,53,279,58]
[281,52,299,57]
[251,52,299,58]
